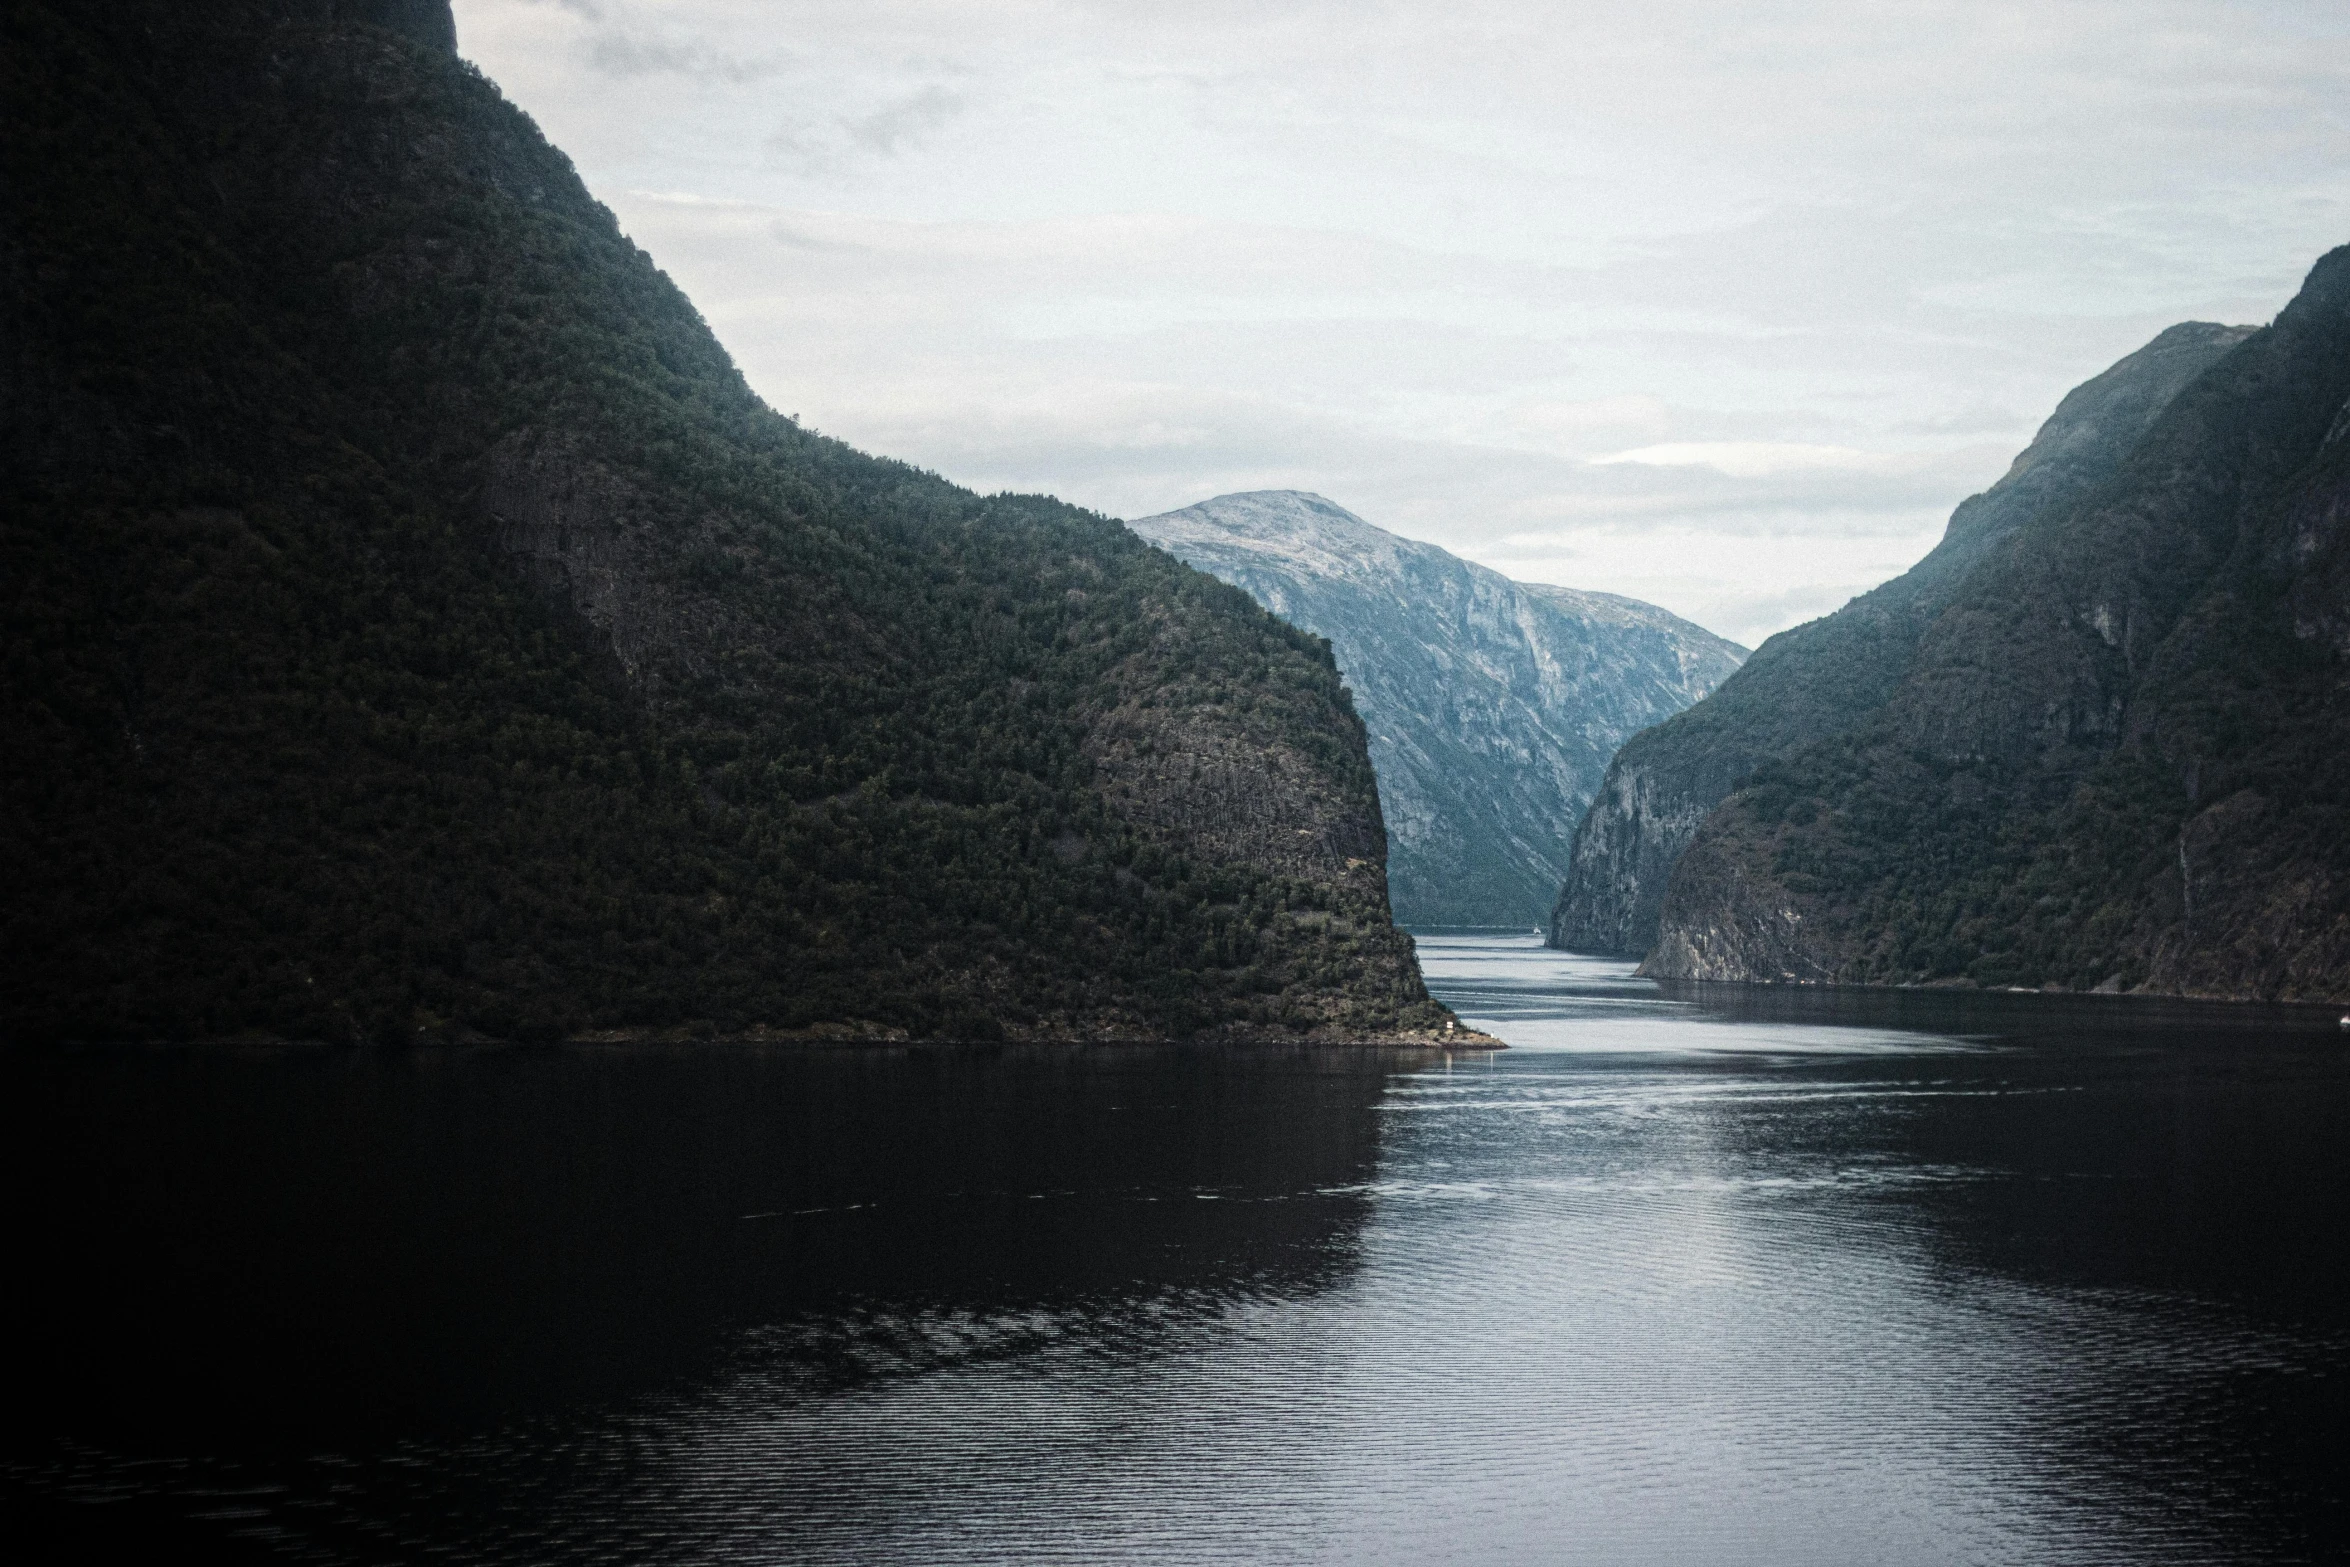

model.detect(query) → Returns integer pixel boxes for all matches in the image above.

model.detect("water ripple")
[8,939,2346,1563]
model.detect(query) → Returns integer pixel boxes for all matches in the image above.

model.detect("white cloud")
[582,31,790,82]
[1592,443,1894,478]
[844,86,965,155]
[451,0,2349,640]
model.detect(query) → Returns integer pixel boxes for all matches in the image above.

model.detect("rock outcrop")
[1549,321,2255,956]
[1637,248,2350,1001]
[1128,492,1745,925]
[0,0,1457,1043]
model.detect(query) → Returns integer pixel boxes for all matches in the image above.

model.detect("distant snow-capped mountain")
[1127,491,1745,926]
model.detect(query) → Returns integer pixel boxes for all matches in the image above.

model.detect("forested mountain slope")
[1130,492,1743,925]
[0,0,1455,1043]
[1549,321,2255,956]
[1641,249,2350,1000]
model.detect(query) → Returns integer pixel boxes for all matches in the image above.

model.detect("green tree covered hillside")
[1549,321,2254,958]
[0,0,1454,1043]
[1643,248,2350,1000]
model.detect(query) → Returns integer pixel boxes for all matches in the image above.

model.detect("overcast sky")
[453,0,2349,646]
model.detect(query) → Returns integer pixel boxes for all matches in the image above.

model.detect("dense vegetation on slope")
[1644,250,2350,1000]
[1549,322,2253,956]
[0,0,1450,1043]
[1131,492,1743,926]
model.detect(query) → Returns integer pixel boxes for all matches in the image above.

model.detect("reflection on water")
[8,937,2347,1562]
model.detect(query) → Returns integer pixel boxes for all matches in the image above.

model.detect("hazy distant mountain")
[1586,248,2350,1001]
[1128,493,1746,926]
[0,0,1459,1045]
[1549,319,2256,960]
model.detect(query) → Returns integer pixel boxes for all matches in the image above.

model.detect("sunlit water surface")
[9,936,2348,1562]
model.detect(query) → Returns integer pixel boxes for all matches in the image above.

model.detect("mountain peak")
[1133,491,1426,578]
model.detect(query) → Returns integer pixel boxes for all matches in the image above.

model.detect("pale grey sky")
[454,0,2349,645]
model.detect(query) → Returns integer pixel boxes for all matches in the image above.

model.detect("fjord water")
[9,939,2347,1562]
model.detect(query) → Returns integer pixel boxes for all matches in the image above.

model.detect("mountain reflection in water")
[7,936,2346,1563]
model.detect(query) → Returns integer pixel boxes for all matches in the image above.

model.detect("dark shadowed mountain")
[0,0,1463,1044]
[1128,493,1745,926]
[1602,250,2350,1001]
[1550,319,2258,958]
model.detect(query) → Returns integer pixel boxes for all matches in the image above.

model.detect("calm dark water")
[8,936,2349,1563]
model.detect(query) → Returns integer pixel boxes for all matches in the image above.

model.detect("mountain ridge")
[1634,250,2350,1000]
[0,0,1466,1044]
[1549,319,2259,957]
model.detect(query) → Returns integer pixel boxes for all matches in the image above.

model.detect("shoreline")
[1544,945,2350,1011]
[7,1025,1509,1051]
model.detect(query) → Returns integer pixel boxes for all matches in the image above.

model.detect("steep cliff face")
[0,1,1456,1042]
[1550,321,2254,956]
[1127,492,1745,925]
[1642,247,2350,1000]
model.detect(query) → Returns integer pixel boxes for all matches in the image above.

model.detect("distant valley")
[1129,493,1745,927]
